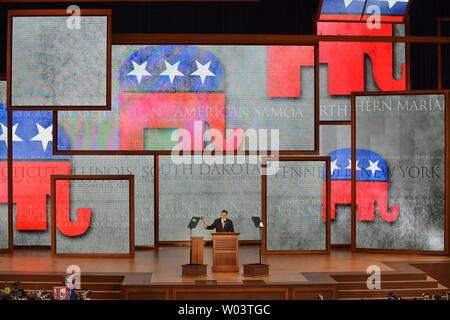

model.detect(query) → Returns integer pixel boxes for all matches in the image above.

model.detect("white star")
[0,123,23,147]
[160,60,184,84]
[345,159,362,171]
[330,159,339,175]
[343,0,365,8]
[366,160,382,176]
[31,123,53,151]
[190,60,215,85]
[382,0,409,9]
[127,61,151,84]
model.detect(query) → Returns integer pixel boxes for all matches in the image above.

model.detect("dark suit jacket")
[206,218,234,232]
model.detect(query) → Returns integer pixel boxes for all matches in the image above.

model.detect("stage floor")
[1,246,449,283]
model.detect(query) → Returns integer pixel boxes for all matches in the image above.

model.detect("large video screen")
[355,94,446,251]
[58,45,316,151]
[0,81,8,249]
[11,15,108,107]
[158,156,261,241]
[55,179,131,255]
[266,160,327,252]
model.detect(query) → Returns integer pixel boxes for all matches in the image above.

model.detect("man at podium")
[202,210,235,232]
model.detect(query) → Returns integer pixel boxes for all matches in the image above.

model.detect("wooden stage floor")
[1,246,449,283]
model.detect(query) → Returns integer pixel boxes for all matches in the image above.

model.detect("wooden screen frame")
[50,174,135,257]
[351,90,450,255]
[261,156,331,255]
[316,0,412,24]
[6,9,112,111]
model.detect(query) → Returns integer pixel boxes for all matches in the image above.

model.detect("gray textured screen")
[0,81,7,249]
[55,179,130,254]
[320,125,351,245]
[159,156,261,241]
[266,161,327,251]
[355,94,446,251]
[70,156,154,246]
[11,16,107,106]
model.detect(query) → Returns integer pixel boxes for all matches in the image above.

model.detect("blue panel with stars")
[0,105,70,160]
[321,0,367,15]
[364,0,409,16]
[120,45,224,93]
[325,148,388,181]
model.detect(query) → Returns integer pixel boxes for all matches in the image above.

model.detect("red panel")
[0,162,71,230]
[318,22,393,36]
[55,180,91,237]
[323,181,399,222]
[119,93,242,151]
[267,46,314,97]
[318,22,406,95]
[319,14,363,22]
[362,15,405,22]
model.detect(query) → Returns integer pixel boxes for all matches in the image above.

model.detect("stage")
[1,246,449,300]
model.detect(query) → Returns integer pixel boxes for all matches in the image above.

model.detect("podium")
[212,232,240,273]
[191,237,204,264]
[181,237,207,277]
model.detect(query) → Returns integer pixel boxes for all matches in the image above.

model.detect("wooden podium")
[181,237,206,277]
[212,232,240,273]
[191,236,204,264]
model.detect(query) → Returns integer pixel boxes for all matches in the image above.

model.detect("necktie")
[222,220,225,229]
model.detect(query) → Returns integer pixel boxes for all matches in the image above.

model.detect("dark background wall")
[0,0,449,88]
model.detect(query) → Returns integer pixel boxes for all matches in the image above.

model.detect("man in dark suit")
[202,210,234,232]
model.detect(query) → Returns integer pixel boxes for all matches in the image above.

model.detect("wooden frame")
[50,174,135,257]
[6,9,112,111]
[351,90,450,255]
[261,156,331,255]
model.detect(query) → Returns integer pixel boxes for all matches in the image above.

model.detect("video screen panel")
[55,179,131,254]
[266,160,327,251]
[158,156,261,241]
[11,15,108,107]
[320,125,351,245]
[319,24,406,121]
[70,156,155,246]
[355,94,446,251]
[58,44,316,151]
[0,81,8,249]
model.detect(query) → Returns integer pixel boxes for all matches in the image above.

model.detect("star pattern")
[127,61,152,84]
[30,123,53,151]
[330,158,383,177]
[160,60,184,84]
[190,60,215,84]
[0,123,23,147]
